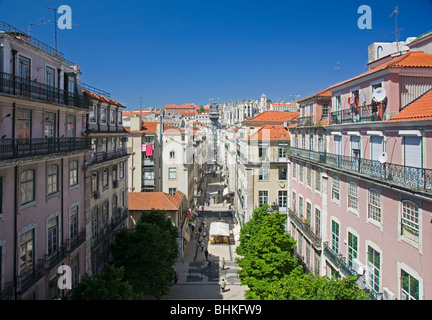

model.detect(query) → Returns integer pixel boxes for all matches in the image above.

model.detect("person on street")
[221,278,226,292]
[222,257,225,270]
[204,249,209,261]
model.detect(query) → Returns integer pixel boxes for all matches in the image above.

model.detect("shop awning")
[209,222,230,237]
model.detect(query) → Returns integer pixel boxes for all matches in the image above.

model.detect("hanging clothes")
[146,144,153,156]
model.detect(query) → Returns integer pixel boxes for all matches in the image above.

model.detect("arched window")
[20,169,35,204]
[401,200,420,243]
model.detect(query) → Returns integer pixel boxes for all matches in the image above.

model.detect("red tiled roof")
[128,191,185,211]
[249,124,291,141]
[246,111,299,122]
[297,88,332,103]
[124,122,158,133]
[329,51,432,90]
[389,88,432,122]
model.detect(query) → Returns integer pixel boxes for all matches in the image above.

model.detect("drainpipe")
[13,165,17,299]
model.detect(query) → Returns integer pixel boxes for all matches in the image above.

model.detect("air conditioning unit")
[93,191,101,199]
[352,258,365,275]
[382,287,396,300]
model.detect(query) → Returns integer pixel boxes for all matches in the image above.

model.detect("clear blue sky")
[1,0,431,109]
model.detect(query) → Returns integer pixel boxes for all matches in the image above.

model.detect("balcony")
[329,103,383,125]
[0,137,91,162]
[92,208,128,248]
[288,146,432,194]
[0,72,88,109]
[323,242,357,278]
[288,208,322,250]
[85,148,129,166]
[297,116,313,127]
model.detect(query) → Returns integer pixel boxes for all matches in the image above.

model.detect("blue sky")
[1,0,431,109]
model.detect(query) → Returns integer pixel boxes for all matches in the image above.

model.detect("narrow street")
[161,168,247,300]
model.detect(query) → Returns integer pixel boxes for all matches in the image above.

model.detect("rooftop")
[249,124,291,141]
[128,191,185,212]
[245,111,299,123]
[389,88,432,122]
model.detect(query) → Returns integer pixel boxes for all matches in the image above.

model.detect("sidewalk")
[162,207,247,300]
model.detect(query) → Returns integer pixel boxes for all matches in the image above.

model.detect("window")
[309,134,314,151]
[18,56,30,79]
[169,151,176,159]
[278,166,287,180]
[401,201,419,243]
[71,254,80,289]
[315,169,321,192]
[301,134,306,149]
[331,220,339,254]
[70,205,79,239]
[258,190,268,206]
[89,105,97,123]
[120,162,125,179]
[103,169,109,188]
[17,109,31,142]
[306,202,312,224]
[278,144,287,160]
[322,104,329,117]
[143,169,155,186]
[118,110,123,125]
[368,189,381,223]
[69,160,78,186]
[44,112,56,138]
[278,190,287,211]
[110,108,116,125]
[292,191,296,213]
[47,164,59,195]
[66,114,76,137]
[168,167,177,180]
[91,172,99,192]
[292,161,297,179]
[168,188,177,195]
[112,194,118,217]
[348,182,358,211]
[299,196,304,219]
[258,167,268,180]
[368,246,381,293]
[19,229,34,274]
[332,176,340,202]
[47,216,58,255]
[314,252,321,276]
[112,165,118,182]
[315,208,321,236]
[111,137,116,152]
[92,208,99,238]
[20,169,35,205]
[347,232,358,267]
[299,163,304,183]
[103,201,109,227]
[100,107,107,124]
[401,269,419,300]
[306,166,312,187]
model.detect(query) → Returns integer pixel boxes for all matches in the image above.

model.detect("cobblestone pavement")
[161,203,247,300]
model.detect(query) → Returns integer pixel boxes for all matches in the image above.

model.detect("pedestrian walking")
[200,241,204,251]
[204,249,209,261]
[221,278,226,292]
[203,231,206,238]
[222,257,225,270]
[208,254,212,267]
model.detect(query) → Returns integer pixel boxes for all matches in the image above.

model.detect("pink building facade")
[0,22,90,299]
[288,48,432,299]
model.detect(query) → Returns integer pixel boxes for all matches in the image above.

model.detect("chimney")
[130,115,141,131]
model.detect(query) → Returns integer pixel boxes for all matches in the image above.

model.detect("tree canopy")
[110,209,179,299]
[236,205,368,300]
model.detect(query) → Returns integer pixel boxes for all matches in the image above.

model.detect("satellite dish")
[372,87,387,102]
[378,152,388,164]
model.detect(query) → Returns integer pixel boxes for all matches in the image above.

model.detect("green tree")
[69,264,137,300]
[197,106,205,114]
[111,210,179,299]
[235,205,298,299]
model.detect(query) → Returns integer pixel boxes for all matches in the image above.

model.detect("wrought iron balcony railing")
[92,208,128,249]
[288,208,322,249]
[0,137,91,161]
[0,21,76,66]
[297,116,313,127]
[288,146,432,193]
[85,148,129,166]
[330,103,384,125]
[0,72,88,109]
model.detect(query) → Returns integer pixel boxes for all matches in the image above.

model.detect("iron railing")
[0,137,91,161]
[288,208,322,249]
[0,228,87,300]
[0,72,88,109]
[288,146,432,193]
[0,21,76,66]
[91,208,128,249]
[330,103,383,125]
[85,148,129,166]
[297,116,313,127]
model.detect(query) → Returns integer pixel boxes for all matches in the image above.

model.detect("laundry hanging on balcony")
[145,144,153,156]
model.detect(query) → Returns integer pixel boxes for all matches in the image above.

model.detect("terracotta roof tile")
[246,111,299,122]
[389,88,432,122]
[249,124,291,141]
[128,191,185,211]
